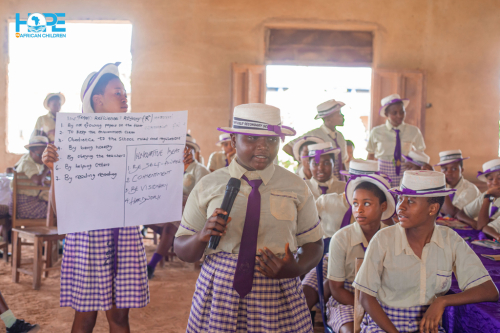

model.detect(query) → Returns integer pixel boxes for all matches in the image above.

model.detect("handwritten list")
[54,111,187,234]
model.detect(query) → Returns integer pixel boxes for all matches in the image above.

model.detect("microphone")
[208,177,241,249]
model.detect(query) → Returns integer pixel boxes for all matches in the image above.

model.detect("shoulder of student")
[273,165,310,190]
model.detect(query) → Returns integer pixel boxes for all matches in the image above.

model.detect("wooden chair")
[354,258,365,333]
[0,211,9,263]
[11,171,65,289]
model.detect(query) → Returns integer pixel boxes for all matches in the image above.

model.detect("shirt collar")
[350,222,369,248]
[228,158,275,185]
[310,175,338,189]
[395,223,444,256]
[385,119,405,131]
[320,123,336,135]
[447,177,464,190]
[48,112,56,120]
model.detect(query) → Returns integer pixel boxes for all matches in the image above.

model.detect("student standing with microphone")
[175,103,324,333]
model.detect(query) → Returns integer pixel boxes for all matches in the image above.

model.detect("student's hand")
[197,208,231,243]
[420,297,446,333]
[184,149,194,171]
[256,243,298,279]
[486,187,500,198]
[42,144,59,170]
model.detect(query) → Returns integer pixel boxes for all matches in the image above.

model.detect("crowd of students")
[2,61,500,333]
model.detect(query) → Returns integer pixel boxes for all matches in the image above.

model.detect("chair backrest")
[354,257,365,333]
[12,171,50,228]
[317,237,333,333]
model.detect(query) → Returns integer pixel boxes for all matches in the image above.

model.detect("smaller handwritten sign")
[54,111,187,234]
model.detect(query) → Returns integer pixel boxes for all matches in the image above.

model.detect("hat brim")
[24,143,48,150]
[435,157,469,167]
[186,142,200,152]
[403,155,426,167]
[346,176,396,220]
[43,93,66,110]
[314,103,346,120]
[379,99,410,117]
[218,127,296,138]
[216,138,231,146]
[292,136,325,161]
[389,187,456,197]
[81,63,120,113]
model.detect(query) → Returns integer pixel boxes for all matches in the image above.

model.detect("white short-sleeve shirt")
[34,113,56,143]
[353,224,491,307]
[448,177,481,210]
[464,192,500,221]
[11,153,49,201]
[208,151,235,171]
[305,176,346,200]
[176,159,323,256]
[366,121,426,161]
[316,192,351,238]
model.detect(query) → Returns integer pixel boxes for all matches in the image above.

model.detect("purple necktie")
[329,133,344,175]
[319,186,328,195]
[361,243,367,252]
[233,175,263,298]
[340,206,352,228]
[449,193,455,203]
[225,158,229,167]
[393,129,402,176]
[490,205,499,218]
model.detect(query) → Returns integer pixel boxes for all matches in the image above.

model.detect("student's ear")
[380,201,388,212]
[429,202,440,216]
[230,134,236,148]
[92,94,103,107]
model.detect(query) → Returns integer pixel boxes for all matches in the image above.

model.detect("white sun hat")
[434,149,469,167]
[379,93,410,117]
[43,92,65,110]
[186,136,200,152]
[404,151,431,167]
[315,99,346,120]
[218,103,295,141]
[216,133,232,146]
[292,136,325,161]
[345,174,396,220]
[390,170,456,197]
[24,135,49,150]
[477,159,500,182]
[307,142,340,164]
[80,62,121,113]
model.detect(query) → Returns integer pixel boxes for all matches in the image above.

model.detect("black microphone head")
[227,177,241,190]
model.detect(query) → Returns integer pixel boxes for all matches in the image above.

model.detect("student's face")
[93,78,128,113]
[232,134,279,171]
[486,171,500,189]
[221,141,235,155]
[30,146,45,164]
[440,162,462,187]
[404,161,421,171]
[385,103,405,127]
[352,188,387,226]
[323,111,344,129]
[310,154,334,183]
[396,196,440,229]
[346,145,354,159]
[299,146,309,161]
[48,97,61,115]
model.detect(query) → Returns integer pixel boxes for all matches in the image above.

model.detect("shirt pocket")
[270,190,297,221]
[435,269,453,295]
[401,141,412,155]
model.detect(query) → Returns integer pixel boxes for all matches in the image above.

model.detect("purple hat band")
[219,117,296,142]
[477,165,500,179]
[403,155,425,166]
[379,98,408,113]
[344,174,393,204]
[340,170,392,183]
[390,185,456,196]
[28,141,48,146]
[307,147,339,163]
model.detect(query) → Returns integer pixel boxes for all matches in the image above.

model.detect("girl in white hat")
[175,103,323,333]
[366,94,426,188]
[33,92,65,143]
[326,174,395,333]
[292,136,325,180]
[207,133,236,172]
[403,150,433,171]
[42,63,149,332]
[354,170,498,333]
[304,142,345,200]
[283,99,349,181]
[454,159,500,230]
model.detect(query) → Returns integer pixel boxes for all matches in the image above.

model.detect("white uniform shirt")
[464,192,500,221]
[176,159,323,256]
[34,113,56,143]
[366,120,426,161]
[353,224,491,307]
[208,151,234,171]
[448,177,481,210]
[11,154,49,201]
[316,192,351,238]
[305,176,346,200]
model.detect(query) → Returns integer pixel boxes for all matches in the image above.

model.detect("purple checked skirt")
[301,254,328,292]
[326,282,355,331]
[8,194,47,219]
[60,226,150,312]
[187,252,314,333]
[361,303,445,333]
[378,159,406,188]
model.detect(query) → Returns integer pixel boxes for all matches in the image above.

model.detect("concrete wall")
[1,0,499,181]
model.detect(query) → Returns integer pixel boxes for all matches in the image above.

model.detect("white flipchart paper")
[54,111,187,234]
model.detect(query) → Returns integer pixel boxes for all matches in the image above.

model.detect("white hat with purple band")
[216,133,231,146]
[307,142,340,163]
[477,159,500,182]
[390,170,456,197]
[434,150,469,167]
[80,62,121,114]
[292,136,325,161]
[186,136,200,152]
[43,92,66,110]
[345,174,396,220]
[218,103,296,141]
[379,93,410,117]
[24,135,49,150]
[315,99,346,120]
[340,159,391,180]
[404,151,430,167]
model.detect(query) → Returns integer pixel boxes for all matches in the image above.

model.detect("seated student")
[403,150,432,171]
[292,136,325,180]
[354,170,499,333]
[454,159,500,230]
[284,99,349,180]
[207,133,236,172]
[304,142,345,199]
[302,159,388,313]
[184,134,210,182]
[33,93,65,143]
[326,174,395,333]
[175,103,324,333]
[8,136,50,219]
[435,150,481,217]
